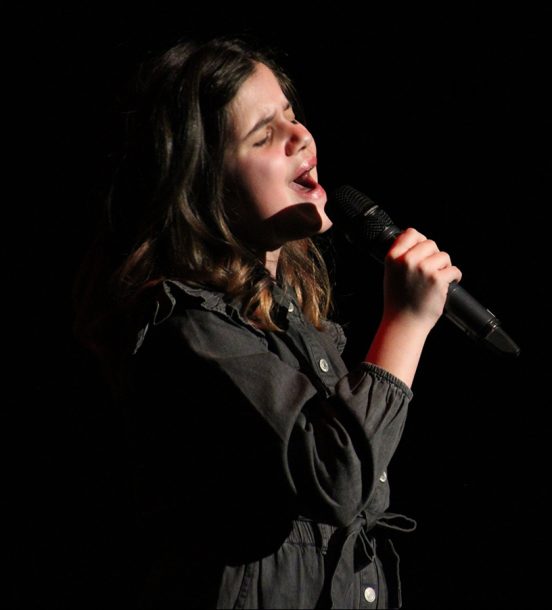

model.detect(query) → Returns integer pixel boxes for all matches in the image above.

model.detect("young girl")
[74,37,461,609]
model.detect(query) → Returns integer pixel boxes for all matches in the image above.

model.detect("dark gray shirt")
[125,279,415,609]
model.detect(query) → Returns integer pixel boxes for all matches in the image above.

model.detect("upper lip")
[291,157,317,183]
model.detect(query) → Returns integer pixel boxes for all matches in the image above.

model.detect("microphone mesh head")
[329,185,395,241]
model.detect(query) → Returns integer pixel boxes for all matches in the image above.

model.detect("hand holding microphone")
[326,185,520,357]
[382,227,462,333]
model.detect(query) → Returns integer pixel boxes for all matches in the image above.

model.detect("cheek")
[234,156,289,219]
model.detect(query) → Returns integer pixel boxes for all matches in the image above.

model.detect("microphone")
[326,185,520,357]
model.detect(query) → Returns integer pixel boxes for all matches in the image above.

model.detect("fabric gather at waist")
[290,511,417,560]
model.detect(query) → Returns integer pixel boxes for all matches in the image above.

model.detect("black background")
[8,4,551,608]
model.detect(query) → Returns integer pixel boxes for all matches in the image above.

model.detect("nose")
[285,122,313,156]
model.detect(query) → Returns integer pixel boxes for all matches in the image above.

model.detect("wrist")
[381,310,437,338]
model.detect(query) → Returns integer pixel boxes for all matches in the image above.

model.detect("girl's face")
[225,62,332,252]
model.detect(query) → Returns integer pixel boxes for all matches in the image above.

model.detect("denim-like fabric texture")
[123,280,413,608]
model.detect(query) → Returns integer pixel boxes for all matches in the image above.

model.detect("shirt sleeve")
[295,362,412,526]
[131,296,412,529]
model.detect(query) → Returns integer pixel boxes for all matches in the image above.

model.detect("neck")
[263,248,281,278]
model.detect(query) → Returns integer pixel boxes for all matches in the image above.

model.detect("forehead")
[228,63,288,130]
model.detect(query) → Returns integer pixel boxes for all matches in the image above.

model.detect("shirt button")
[288,302,295,313]
[379,471,387,483]
[319,358,329,372]
[364,586,377,603]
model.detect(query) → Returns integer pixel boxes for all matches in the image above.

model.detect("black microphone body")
[327,185,520,357]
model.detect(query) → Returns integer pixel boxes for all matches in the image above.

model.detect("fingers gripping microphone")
[327,185,520,357]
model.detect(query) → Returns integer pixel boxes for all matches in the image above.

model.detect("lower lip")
[289,182,327,200]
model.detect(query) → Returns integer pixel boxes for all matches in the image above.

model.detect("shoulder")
[152,279,229,323]
[132,279,267,355]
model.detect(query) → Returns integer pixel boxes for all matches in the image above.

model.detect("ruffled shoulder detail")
[322,319,347,354]
[132,279,265,354]
[153,280,227,324]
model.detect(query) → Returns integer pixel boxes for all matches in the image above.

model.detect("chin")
[318,212,333,234]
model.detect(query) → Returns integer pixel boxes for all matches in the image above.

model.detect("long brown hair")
[73,37,331,358]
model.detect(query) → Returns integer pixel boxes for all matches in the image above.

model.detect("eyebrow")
[243,101,291,141]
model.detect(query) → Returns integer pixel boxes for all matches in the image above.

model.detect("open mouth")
[290,166,318,192]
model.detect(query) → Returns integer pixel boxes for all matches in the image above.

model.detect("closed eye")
[252,107,299,147]
[254,127,273,147]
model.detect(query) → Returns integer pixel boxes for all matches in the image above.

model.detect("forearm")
[365,315,432,388]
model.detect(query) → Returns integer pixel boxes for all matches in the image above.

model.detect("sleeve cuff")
[358,362,414,401]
